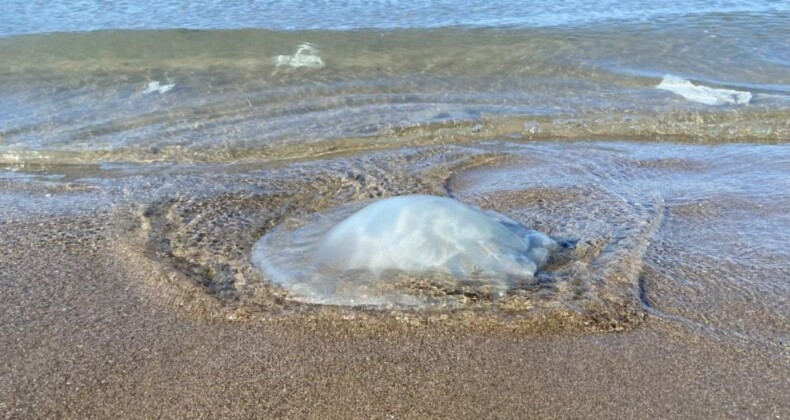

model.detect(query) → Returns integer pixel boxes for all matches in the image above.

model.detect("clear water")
[2,14,789,163]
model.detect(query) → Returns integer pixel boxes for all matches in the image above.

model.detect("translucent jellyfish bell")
[252,195,557,307]
[316,195,554,277]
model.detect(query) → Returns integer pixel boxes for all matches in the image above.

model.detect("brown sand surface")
[2,215,788,419]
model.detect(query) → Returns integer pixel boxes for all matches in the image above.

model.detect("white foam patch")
[252,195,557,307]
[656,75,751,105]
[142,81,175,94]
[272,43,325,69]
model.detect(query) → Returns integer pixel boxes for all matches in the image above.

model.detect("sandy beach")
[2,142,788,418]
[1,213,787,418]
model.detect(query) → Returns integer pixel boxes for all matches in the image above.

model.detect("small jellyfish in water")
[252,195,557,307]
[272,43,325,69]
[656,74,751,105]
[142,80,175,95]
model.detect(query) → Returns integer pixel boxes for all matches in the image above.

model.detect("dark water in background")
[3,0,789,35]
[0,1,789,353]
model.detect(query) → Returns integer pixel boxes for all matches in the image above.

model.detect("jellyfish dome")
[316,195,555,276]
[252,195,557,307]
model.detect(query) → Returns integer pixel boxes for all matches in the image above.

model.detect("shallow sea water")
[1,2,789,356]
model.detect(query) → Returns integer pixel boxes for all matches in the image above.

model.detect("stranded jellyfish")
[252,195,557,307]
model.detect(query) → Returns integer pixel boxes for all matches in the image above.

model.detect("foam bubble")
[656,75,751,105]
[252,195,557,307]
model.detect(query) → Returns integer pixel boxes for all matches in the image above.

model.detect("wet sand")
[1,214,788,418]
[2,141,789,418]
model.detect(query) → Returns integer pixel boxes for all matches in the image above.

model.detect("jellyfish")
[252,195,557,306]
[656,74,751,105]
[272,43,325,69]
[142,80,175,95]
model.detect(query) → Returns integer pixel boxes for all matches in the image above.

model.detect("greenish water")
[1,13,789,165]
